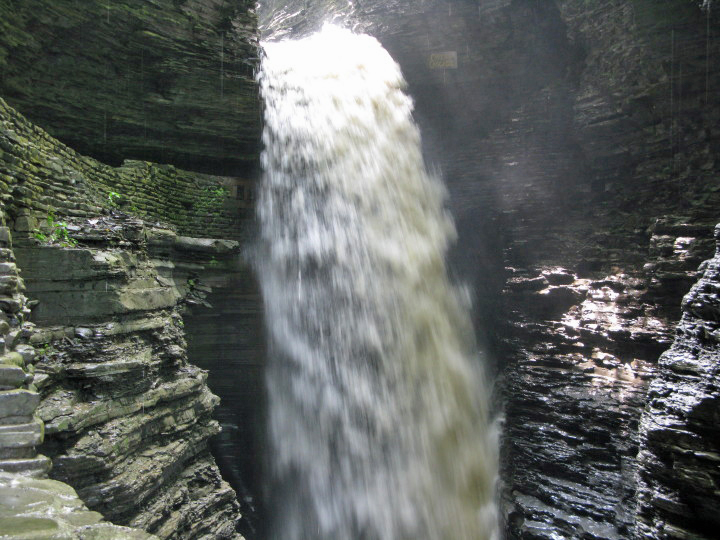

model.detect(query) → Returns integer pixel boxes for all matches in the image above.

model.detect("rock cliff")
[0,151,160,538]
[0,91,250,538]
[636,223,720,539]
[0,0,261,175]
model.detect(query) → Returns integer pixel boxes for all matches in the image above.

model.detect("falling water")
[257,25,498,540]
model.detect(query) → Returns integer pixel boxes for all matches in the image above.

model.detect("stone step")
[0,446,35,460]
[0,454,51,477]
[0,363,27,390]
[0,352,25,368]
[0,417,44,448]
[0,389,39,419]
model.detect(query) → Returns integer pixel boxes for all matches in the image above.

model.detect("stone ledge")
[0,472,158,539]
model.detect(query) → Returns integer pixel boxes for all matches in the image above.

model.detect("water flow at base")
[257,25,499,540]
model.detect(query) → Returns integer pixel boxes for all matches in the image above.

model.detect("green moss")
[0,97,247,240]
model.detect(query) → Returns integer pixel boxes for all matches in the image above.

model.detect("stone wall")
[0,97,251,241]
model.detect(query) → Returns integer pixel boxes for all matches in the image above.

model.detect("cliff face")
[636,224,720,539]
[0,92,250,538]
[0,1,264,536]
[0,0,261,175]
[0,128,160,538]
[498,2,719,537]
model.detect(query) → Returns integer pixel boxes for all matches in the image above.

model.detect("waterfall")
[257,25,498,540]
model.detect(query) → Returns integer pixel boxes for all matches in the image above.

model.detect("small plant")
[107,191,123,206]
[47,213,77,247]
[37,343,56,357]
[33,212,77,247]
[33,230,48,243]
[195,184,229,216]
[208,257,220,268]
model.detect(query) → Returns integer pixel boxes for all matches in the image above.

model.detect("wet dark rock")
[16,224,246,539]
[636,224,720,540]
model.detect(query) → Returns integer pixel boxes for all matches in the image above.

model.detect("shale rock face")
[0,172,159,539]
[0,91,248,537]
[15,225,243,539]
[0,0,261,175]
[636,224,720,540]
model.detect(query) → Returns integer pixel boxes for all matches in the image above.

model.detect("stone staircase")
[0,221,50,480]
[0,217,157,539]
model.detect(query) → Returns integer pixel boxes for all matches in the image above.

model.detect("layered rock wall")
[0,193,159,539]
[498,2,719,538]
[0,97,252,242]
[0,0,261,175]
[0,92,249,538]
[636,224,720,539]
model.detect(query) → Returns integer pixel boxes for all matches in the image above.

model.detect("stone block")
[14,344,35,365]
[0,417,44,448]
[0,446,34,460]
[0,516,60,539]
[0,389,39,418]
[0,363,26,389]
[13,215,38,233]
[0,455,52,477]
[0,352,25,368]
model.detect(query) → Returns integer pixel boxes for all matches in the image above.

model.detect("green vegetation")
[107,191,123,206]
[36,343,56,358]
[196,185,229,215]
[33,212,77,247]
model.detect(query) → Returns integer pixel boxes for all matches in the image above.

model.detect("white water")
[258,25,498,540]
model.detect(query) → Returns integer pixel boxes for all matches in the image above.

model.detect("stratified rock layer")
[15,226,243,538]
[636,224,720,540]
[0,0,261,175]
[0,172,160,540]
[0,92,247,537]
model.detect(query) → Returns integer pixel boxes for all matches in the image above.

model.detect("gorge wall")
[0,0,718,539]
[0,0,261,175]
[636,225,720,539]
[0,92,250,538]
[0,0,264,538]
